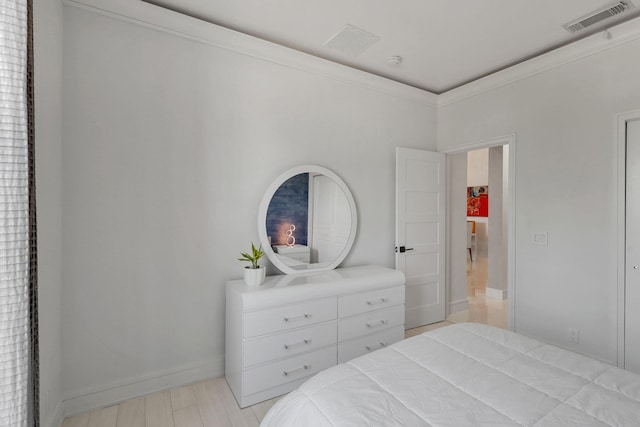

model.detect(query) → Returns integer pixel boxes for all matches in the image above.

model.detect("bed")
[260,323,640,426]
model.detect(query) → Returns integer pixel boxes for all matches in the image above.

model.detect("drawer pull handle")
[283,313,311,323]
[283,339,312,350]
[282,364,311,377]
[366,298,388,306]
[365,342,387,351]
[366,319,388,328]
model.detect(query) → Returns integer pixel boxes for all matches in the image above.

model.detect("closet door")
[626,119,640,374]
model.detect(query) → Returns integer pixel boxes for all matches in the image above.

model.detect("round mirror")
[258,165,357,274]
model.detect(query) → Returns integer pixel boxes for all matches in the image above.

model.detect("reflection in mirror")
[258,166,357,275]
[267,173,351,268]
[266,173,311,266]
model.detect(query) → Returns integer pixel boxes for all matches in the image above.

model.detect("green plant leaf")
[239,242,264,269]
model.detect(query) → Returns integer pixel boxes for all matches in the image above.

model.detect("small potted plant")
[239,242,266,286]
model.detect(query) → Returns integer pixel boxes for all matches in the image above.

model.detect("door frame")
[440,134,517,331]
[616,109,640,368]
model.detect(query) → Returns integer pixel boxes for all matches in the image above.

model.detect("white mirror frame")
[258,165,357,275]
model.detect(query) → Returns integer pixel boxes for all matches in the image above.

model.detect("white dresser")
[225,264,405,408]
[272,244,311,263]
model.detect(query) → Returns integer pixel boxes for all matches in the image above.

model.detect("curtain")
[0,0,37,426]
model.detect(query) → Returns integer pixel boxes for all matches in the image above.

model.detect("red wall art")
[467,186,488,217]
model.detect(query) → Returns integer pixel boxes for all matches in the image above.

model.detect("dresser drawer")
[244,321,337,367]
[243,298,337,338]
[338,325,404,364]
[338,286,404,318]
[243,346,337,396]
[338,305,404,342]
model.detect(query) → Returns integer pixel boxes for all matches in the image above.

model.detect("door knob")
[395,246,414,253]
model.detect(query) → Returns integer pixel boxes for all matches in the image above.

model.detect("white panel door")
[396,147,446,328]
[626,119,640,374]
[310,174,351,264]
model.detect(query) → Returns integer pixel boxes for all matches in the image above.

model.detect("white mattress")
[260,323,640,426]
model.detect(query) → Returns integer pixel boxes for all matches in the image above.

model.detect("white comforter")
[261,323,640,426]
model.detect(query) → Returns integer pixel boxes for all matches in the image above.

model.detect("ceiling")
[146,0,640,94]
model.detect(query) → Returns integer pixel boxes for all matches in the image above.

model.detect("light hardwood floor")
[62,376,278,427]
[62,257,506,427]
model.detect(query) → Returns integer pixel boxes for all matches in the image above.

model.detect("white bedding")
[260,323,640,426]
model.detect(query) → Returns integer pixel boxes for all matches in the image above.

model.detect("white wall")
[34,0,64,425]
[467,148,488,187]
[447,153,468,314]
[438,34,640,364]
[487,146,505,296]
[61,4,436,413]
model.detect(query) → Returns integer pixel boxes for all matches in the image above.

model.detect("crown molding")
[438,16,640,107]
[63,0,640,110]
[63,0,438,107]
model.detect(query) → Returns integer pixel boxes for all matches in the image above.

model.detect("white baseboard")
[63,356,225,417]
[486,287,508,300]
[448,298,469,314]
[44,399,64,427]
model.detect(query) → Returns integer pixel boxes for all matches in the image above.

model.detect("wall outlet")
[532,232,548,245]
[568,328,580,344]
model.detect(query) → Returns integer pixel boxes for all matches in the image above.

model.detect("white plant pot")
[244,266,266,287]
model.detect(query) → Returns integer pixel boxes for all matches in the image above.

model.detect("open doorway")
[446,147,508,328]
[442,136,515,331]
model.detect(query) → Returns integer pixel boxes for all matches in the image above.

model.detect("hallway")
[447,255,508,328]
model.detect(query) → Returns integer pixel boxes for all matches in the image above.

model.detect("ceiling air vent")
[323,25,380,57]
[564,1,634,33]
